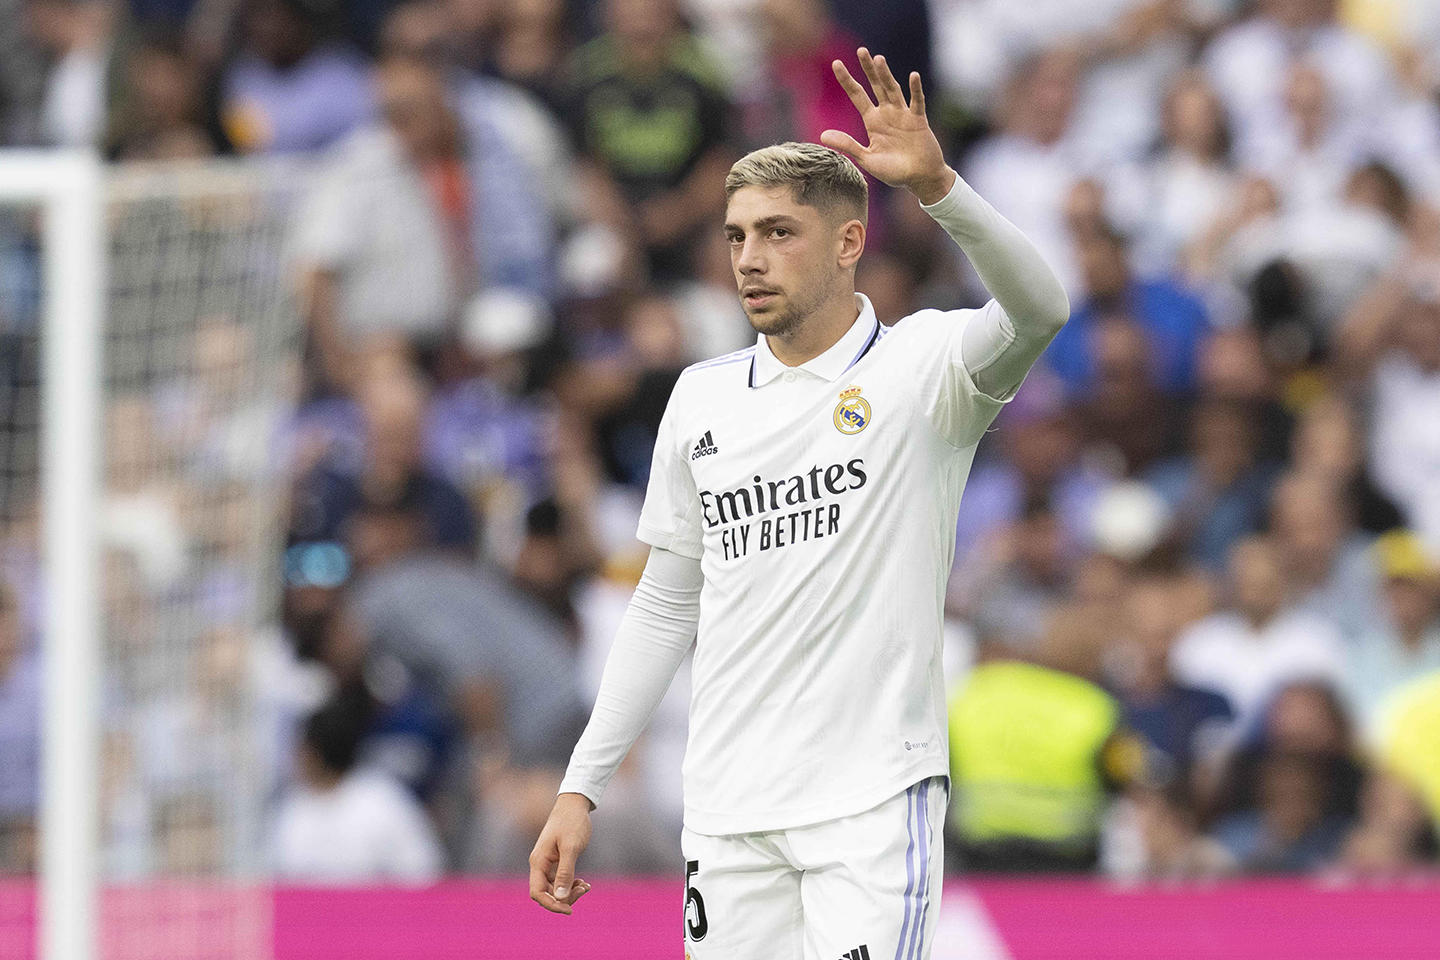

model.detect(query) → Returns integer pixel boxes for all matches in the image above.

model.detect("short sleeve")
[291,158,362,270]
[635,384,704,559]
[894,304,1012,449]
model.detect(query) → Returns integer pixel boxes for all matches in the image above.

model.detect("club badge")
[834,385,871,435]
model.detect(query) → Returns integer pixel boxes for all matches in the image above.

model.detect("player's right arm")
[529,543,703,914]
[821,49,1070,402]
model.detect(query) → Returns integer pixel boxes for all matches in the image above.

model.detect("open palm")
[820,48,950,200]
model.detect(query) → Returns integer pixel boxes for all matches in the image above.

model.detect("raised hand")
[820,48,955,205]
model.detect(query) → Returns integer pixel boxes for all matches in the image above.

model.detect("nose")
[734,235,765,276]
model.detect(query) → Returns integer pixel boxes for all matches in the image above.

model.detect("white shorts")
[680,776,947,960]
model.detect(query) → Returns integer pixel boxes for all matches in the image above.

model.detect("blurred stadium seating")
[2,0,1440,955]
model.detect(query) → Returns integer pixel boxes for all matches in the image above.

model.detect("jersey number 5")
[685,860,709,941]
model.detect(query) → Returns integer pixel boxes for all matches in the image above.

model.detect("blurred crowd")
[1,0,1440,884]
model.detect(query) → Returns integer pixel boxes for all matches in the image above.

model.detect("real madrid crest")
[834,385,871,435]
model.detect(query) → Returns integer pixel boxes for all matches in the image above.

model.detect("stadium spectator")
[105,34,222,160]
[963,48,1086,295]
[562,0,735,280]
[1075,319,1178,476]
[948,370,1105,602]
[341,495,586,767]
[220,0,374,154]
[1170,535,1346,719]
[378,0,578,225]
[1113,780,1236,881]
[571,294,689,490]
[270,693,445,883]
[1203,0,1396,166]
[1127,70,1238,278]
[1108,574,1233,787]
[1374,669,1440,827]
[1244,61,1371,214]
[1337,216,1440,552]
[1287,393,1403,535]
[1045,220,1211,397]
[480,0,573,112]
[293,53,553,391]
[1209,750,1351,873]
[947,613,1139,872]
[1194,680,1364,874]
[1144,397,1277,571]
[293,358,477,553]
[25,0,113,148]
[1209,681,1366,820]
[746,0,864,150]
[953,497,1072,655]
[1337,768,1439,877]
[1268,470,1382,641]
[1344,531,1440,733]
[421,291,556,553]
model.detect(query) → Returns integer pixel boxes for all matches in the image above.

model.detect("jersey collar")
[748,293,881,389]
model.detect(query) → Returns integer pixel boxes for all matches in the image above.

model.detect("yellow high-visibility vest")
[947,660,1121,847]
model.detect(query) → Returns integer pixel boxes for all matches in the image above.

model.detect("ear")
[836,218,866,270]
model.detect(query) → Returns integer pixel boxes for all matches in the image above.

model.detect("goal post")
[0,150,302,960]
[0,149,105,960]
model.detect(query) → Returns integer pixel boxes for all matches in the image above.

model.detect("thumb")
[553,844,578,900]
[820,129,867,162]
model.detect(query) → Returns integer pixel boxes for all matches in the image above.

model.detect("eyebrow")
[724,214,802,235]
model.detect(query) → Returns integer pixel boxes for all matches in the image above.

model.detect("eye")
[769,227,789,239]
[726,233,743,245]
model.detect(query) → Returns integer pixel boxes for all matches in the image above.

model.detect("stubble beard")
[744,268,836,342]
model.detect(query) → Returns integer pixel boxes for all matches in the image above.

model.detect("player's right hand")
[528,792,594,915]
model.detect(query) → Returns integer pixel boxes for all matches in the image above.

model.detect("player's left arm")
[821,48,1070,399]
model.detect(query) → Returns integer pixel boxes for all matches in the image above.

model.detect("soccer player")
[529,48,1070,959]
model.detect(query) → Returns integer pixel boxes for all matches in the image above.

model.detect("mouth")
[742,289,779,309]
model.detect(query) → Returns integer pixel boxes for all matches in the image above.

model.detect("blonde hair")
[725,141,868,224]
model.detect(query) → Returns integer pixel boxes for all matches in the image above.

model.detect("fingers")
[552,841,579,902]
[529,855,572,915]
[909,71,926,116]
[858,48,905,106]
[564,879,592,905]
[819,128,867,160]
[874,54,908,104]
[831,59,873,114]
[856,48,890,105]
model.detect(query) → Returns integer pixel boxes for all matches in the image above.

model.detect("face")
[1076,229,1129,299]
[1126,579,1178,664]
[1267,684,1345,752]
[1165,74,1226,159]
[1272,476,1345,559]
[1384,577,1438,635]
[1231,538,1286,620]
[725,185,862,340]
[377,61,456,161]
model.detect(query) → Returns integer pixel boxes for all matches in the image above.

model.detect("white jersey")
[641,293,1009,835]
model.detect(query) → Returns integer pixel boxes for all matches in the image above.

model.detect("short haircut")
[725,142,868,224]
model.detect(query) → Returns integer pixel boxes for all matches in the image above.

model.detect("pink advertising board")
[3,877,1438,958]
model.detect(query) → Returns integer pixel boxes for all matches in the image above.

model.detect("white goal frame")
[0,149,105,960]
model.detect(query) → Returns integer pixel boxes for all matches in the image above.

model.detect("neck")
[1243,605,1278,630]
[765,289,860,367]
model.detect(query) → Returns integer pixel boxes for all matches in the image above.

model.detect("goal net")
[0,154,303,960]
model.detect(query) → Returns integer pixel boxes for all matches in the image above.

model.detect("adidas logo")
[691,430,719,460]
[836,946,871,960]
